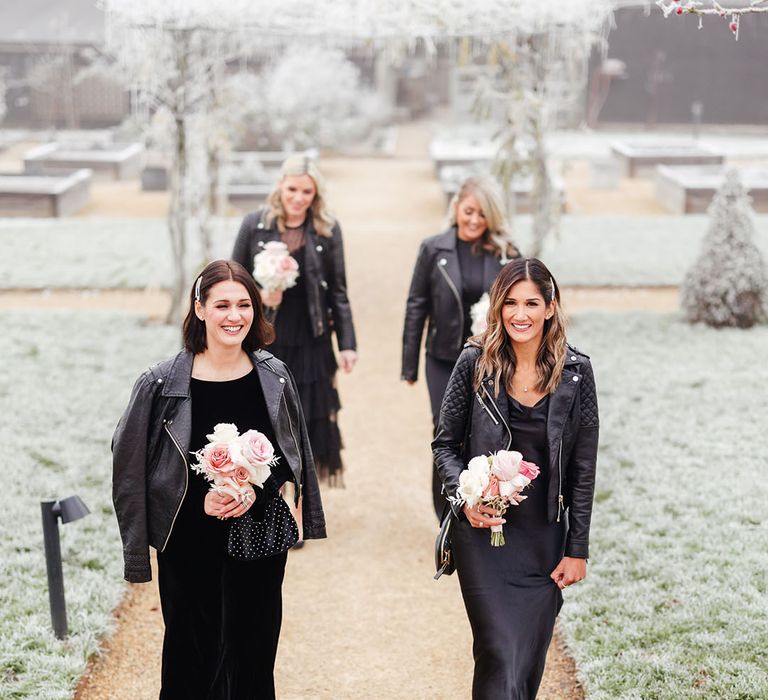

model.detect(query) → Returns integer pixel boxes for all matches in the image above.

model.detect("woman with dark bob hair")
[112,260,326,699]
[433,258,598,699]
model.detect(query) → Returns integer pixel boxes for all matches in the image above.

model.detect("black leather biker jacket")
[401,227,515,381]
[112,349,326,583]
[432,344,599,559]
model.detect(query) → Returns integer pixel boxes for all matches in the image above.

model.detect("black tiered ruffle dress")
[269,243,344,484]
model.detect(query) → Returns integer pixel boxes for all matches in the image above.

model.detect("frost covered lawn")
[564,313,768,699]
[1,216,767,289]
[0,311,766,698]
[0,311,178,699]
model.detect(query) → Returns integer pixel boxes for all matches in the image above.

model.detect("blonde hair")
[472,258,568,396]
[448,176,519,259]
[266,155,335,238]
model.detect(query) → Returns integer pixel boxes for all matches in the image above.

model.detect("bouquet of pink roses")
[452,450,540,546]
[191,423,279,507]
[253,241,299,293]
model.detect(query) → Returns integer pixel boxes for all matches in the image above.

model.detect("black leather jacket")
[432,344,599,559]
[112,350,326,583]
[401,227,514,381]
[232,208,357,351]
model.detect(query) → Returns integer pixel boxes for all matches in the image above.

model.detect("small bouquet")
[191,423,279,507]
[452,450,540,546]
[253,241,300,293]
[470,292,490,336]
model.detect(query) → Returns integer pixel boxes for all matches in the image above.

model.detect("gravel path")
[73,127,596,699]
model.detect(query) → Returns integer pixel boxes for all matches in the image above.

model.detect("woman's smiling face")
[279,174,316,220]
[500,279,554,347]
[196,280,254,350]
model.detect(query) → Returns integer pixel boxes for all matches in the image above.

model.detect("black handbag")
[434,506,455,580]
[228,495,299,560]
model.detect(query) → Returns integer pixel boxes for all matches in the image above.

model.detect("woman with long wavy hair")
[232,156,356,491]
[433,258,599,699]
[402,176,519,518]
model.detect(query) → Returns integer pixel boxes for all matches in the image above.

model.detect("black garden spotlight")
[40,495,90,639]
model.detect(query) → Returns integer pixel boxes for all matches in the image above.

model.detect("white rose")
[458,467,489,507]
[206,423,240,444]
[468,455,491,476]
[510,474,531,490]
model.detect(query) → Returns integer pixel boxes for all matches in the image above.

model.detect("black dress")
[156,369,292,700]
[452,395,566,700]
[270,238,344,484]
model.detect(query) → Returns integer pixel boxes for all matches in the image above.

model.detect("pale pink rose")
[204,444,234,474]
[519,460,540,480]
[492,450,523,481]
[233,466,251,485]
[280,256,298,271]
[239,430,275,466]
[483,474,500,499]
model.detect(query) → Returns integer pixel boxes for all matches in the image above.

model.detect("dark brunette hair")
[182,260,274,353]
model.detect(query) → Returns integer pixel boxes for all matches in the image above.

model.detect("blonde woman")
[232,156,356,487]
[432,258,599,699]
[401,176,519,517]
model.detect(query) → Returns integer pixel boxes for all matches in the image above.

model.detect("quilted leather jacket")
[232,208,357,351]
[112,349,327,583]
[401,227,516,381]
[432,343,599,559]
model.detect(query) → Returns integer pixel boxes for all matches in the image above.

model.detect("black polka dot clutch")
[228,496,299,560]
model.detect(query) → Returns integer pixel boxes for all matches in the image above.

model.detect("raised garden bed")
[655,165,768,213]
[24,142,144,181]
[0,169,92,217]
[610,140,724,178]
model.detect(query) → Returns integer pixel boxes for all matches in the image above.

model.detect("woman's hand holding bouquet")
[451,450,540,546]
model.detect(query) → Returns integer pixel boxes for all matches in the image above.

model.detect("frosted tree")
[0,69,6,125]
[681,171,768,328]
[102,1,246,322]
[657,0,768,38]
[264,45,385,150]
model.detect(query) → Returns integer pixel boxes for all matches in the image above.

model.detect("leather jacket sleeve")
[401,241,431,381]
[287,371,327,539]
[232,212,260,275]
[326,222,356,351]
[431,346,478,517]
[111,372,158,583]
[564,359,599,559]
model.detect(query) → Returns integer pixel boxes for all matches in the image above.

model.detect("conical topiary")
[681,170,768,328]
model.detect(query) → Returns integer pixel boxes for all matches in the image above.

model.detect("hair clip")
[549,277,556,302]
[194,275,202,302]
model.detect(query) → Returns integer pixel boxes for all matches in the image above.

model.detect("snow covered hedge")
[0,311,178,699]
[564,313,768,699]
[1,216,767,290]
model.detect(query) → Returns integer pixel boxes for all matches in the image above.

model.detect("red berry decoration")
[729,20,738,32]
[676,6,684,14]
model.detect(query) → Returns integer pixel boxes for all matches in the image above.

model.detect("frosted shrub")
[264,46,377,150]
[681,170,768,328]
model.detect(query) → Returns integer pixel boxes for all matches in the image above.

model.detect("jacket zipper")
[481,385,512,449]
[437,261,465,350]
[557,441,563,522]
[475,392,499,425]
[162,420,189,551]
[282,393,303,499]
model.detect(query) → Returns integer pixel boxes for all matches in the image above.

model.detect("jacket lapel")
[435,227,463,297]
[253,351,286,430]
